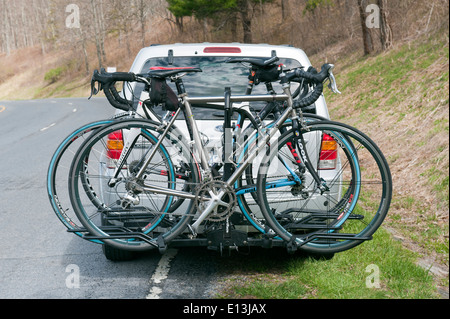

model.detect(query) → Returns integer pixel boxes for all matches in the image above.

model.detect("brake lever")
[89,80,98,99]
[327,65,341,94]
[89,70,100,99]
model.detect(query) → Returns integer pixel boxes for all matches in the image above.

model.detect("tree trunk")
[175,16,184,33]
[230,12,238,40]
[281,0,289,19]
[98,0,107,64]
[1,0,11,55]
[357,0,374,55]
[139,0,146,47]
[80,28,90,76]
[202,18,209,42]
[378,0,393,50]
[90,0,103,68]
[239,0,252,43]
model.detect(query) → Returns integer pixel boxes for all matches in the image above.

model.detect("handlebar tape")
[91,69,135,111]
[288,63,333,84]
[293,83,323,109]
[110,84,133,107]
[103,82,132,112]
[94,69,136,84]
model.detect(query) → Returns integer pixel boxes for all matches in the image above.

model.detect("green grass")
[327,31,449,269]
[215,228,438,299]
[44,66,65,84]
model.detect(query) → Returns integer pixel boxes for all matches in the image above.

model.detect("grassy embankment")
[215,32,448,299]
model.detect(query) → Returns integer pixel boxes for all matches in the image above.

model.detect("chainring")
[194,179,237,222]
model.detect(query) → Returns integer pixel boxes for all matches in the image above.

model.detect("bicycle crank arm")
[190,189,226,233]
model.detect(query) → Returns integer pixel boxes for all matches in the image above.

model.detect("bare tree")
[357,0,374,55]
[109,0,136,58]
[239,0,253,43]
[281,0,289,19]
[378,0,393,50]
[89,0,105,68]
[137,0,150,47]
[1,0,12,55]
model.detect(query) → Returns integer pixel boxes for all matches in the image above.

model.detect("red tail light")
[107,131,124,168]
[318,133,337,170]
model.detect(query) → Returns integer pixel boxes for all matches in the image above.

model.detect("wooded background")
[1,0,448,74]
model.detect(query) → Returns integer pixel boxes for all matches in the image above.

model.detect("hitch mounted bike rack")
[286,232,373,254]
[68,224,373,256]
[67,226,158,248]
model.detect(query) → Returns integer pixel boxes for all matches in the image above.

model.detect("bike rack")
[67,219,373,256]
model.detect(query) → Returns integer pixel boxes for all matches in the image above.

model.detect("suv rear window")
[129,56,302,119]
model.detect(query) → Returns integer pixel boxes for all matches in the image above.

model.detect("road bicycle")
[48,59,342,262]
[65,61,392,256]
[47,57,324,244]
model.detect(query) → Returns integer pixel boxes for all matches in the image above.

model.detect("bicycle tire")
[257,121,392,254]
[68,118,200,251]
[47,119,115,242]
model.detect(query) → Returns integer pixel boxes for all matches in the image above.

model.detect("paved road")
[0,98,220,299]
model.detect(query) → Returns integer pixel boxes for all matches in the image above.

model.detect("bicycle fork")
[290,115,330,194]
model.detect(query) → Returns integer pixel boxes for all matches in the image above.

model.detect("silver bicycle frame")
[130,84,297,232]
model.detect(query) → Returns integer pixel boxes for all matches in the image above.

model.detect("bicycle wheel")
[68,118,200,251]
[257,121,392,254]
[234,114,330,234]
[47,119,114,242]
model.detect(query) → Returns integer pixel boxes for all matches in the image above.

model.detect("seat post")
[223,87,233,181]
[174,77,186,95]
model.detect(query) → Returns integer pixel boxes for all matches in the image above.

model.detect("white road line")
[146,248,178,299]
[40,123,56,132]
[147,287,162,299]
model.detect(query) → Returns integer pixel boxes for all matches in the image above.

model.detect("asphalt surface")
[0,98,221,299]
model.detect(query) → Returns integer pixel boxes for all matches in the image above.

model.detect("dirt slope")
[318,32,449,273]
